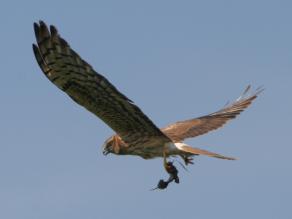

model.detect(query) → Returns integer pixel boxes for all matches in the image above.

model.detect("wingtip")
[33,22,39,37]
[34,20,50,42]
[214,154,237,160]
[243,85,251,95]
[237,85,264,102]
[237,85,252,101]
[39,20,46,26]
[33,22,39,29]
[227,156,237,161]
[255,86,265,96]
[38,20,50,37]
[32,43,38,50]
[50,25,58,36]
[34,21,60,41]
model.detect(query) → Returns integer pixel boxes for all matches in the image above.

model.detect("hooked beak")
[103,149,110,156]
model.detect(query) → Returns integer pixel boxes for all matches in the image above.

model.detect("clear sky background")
[0,0,291,218]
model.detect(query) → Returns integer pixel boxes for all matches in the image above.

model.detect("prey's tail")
[175,142,236,160]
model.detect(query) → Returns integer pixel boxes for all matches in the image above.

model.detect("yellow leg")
[163,150,171,172]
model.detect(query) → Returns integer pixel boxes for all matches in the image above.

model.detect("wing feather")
[175,143,236,160]
[162,86,263,142]
[32,21,170,146]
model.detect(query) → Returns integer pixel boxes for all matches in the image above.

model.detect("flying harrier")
[33,21,262,189]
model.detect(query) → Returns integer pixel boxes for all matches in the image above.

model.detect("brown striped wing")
[32,21,170,147]
[162,86,263,142]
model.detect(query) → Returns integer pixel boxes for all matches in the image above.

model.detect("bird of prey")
[33,21,262,189]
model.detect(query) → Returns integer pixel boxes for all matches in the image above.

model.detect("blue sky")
[0,1,291,218]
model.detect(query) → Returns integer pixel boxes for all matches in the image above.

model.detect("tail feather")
[175,143,236,160]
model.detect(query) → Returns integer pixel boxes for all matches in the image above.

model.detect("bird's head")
[102,135,122,155]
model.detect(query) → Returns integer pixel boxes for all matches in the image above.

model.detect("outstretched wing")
[162,86,263,142]
[32,21,170,146]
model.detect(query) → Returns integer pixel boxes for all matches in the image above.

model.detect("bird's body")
[103,135,184,159]
[103,134,236,161]
[32,21,262,189]
[104,135,173,159]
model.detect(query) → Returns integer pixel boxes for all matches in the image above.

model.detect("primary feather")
[162,86,263,142]
[32,21,170,147]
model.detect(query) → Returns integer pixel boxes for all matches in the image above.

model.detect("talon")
[181,155,195,165]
